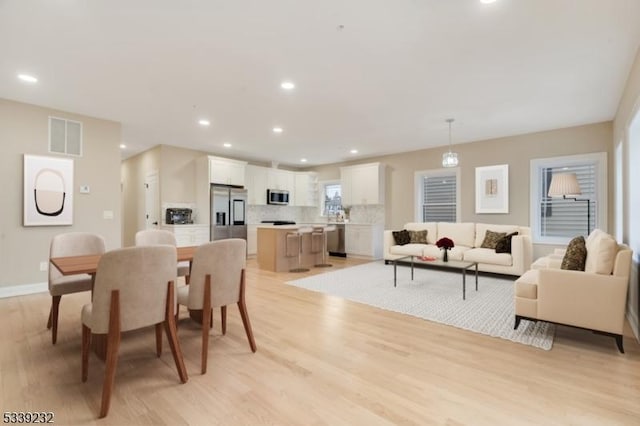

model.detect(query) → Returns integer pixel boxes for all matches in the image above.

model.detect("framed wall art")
[475,164,509,214]
[24,154,74,226]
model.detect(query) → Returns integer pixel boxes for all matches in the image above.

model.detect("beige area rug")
[287,261,555,350]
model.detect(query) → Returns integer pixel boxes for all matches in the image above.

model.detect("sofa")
[383,222,533,276]
[515,229,632,352]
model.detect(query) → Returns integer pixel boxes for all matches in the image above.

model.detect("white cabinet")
[267,168,295,192]
[340,162,385,206]
[247,224,258,256]
[161,224,210,247]
[209,156,247,186]
[345,224,383,259]
[245,165,268,205]
[294,172,318,207]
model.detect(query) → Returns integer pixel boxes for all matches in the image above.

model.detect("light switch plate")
[103,210,114,219]
[80,185,90,194]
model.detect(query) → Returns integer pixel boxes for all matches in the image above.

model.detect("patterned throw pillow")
[495,232,519,254]
[392,229,411,245]
[480,230,507,249]
[408,230,428,244]
[561,236,587,271]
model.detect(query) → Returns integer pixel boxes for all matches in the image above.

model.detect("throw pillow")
[480,230,507,249]
[561,236,587,271]
[408,230,428,244]
[495,232,519,254]
[392,229,411,246]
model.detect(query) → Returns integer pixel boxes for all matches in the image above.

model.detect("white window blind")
[421,172,457,222]
[540,164,596,238]
[530,152,606,244]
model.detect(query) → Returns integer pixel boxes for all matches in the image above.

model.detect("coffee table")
[392,255,479,300]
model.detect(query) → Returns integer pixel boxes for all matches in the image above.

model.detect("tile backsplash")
[247,204,384,225]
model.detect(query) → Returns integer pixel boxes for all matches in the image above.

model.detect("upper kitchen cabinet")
[267,168,295,193]
[245,165,268,205]
[208,156,247,186]
[294,172,318,207]
[340,162,385,206]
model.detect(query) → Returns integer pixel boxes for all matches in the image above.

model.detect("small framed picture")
[475,164,509,214]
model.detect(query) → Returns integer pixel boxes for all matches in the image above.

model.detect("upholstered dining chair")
[177,239,256,374]
[81,245,188,418]
[135,229,191,283]
[48,232,106,344]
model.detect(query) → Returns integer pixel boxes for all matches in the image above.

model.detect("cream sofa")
[383,222,533,276]
[515,229,632,352]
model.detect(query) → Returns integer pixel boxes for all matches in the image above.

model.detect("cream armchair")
[515,232,632,353]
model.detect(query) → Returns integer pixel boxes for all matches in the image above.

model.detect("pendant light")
[442,118,459,168]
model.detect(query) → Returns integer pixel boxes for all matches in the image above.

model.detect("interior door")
[144,172,159,229]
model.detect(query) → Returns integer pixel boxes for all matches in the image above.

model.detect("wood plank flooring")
[1,257,639,425]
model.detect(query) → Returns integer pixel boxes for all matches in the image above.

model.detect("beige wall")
[613,46,640,339]
[0,98,122,288]
[312,122,612,241]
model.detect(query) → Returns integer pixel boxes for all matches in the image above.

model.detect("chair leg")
[155,323,163,357]
[81,324,91,382]
[221,306,227,335]
[615,334,624,354]
[514,315,522,330]
[201,275,212,374]
[99,290,121,419]
[237,270,256,353]
[50,295,62,344]
[163,281,188,383]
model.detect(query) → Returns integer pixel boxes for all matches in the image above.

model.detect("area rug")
[287,261,555,350]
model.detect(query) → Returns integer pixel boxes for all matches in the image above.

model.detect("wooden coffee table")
[392,255,479,300]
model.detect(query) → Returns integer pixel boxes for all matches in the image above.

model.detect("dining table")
[50,245,197,360]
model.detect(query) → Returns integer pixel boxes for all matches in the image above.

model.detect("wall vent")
[49,116,82,156]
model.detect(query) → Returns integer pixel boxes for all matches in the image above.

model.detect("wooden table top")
[50,246,197,276]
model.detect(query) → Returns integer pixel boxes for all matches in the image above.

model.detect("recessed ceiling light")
[18,73,38,83]
[281,81,295,90]
[119,144,126,149]
[480,0,497,4]
[223,142,232,148]
[198,119,210,126]
[272,127,283,133]
[300,158,307,163]
[350,149,358,154]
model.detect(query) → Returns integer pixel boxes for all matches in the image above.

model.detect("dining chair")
[135,229,191,283]
[81,245,188,418]
[177,239,256,374]
[48,232,106,344]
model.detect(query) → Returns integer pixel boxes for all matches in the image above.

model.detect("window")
[321,181,342,216]
[49,116,83,156]
[414,168,460,222]
[530,153,607,244]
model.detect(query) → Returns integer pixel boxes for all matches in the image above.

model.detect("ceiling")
[1,0,639,166]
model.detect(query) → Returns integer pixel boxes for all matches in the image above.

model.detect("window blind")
[422,173,456,222]
[540,164,596,238]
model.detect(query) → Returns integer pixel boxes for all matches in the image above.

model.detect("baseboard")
[627,309,639,343]
[0,282,48,299]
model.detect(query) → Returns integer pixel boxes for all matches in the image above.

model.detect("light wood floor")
[1,257,639,425]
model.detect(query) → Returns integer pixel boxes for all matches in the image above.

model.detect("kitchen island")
[257,225,326,272]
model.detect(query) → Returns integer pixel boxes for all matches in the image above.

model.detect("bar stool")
[312,225,334,268]
[286,229,310,273]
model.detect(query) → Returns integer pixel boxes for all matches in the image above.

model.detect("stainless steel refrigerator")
[210,185,247,241]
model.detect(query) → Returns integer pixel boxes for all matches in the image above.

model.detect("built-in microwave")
[267,189,289,205]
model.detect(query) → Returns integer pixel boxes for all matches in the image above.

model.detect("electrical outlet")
[39,261,48,272]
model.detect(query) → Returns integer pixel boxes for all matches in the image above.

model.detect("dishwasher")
[327,223,346,257]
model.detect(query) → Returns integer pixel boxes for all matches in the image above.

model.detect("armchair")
[515,232,632,352]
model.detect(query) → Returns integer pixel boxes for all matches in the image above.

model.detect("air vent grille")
[49,116,82,156]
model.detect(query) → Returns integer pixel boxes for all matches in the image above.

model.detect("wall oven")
[267,189,289,205]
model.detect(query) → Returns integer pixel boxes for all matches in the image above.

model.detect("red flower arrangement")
[436,237,455,249]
